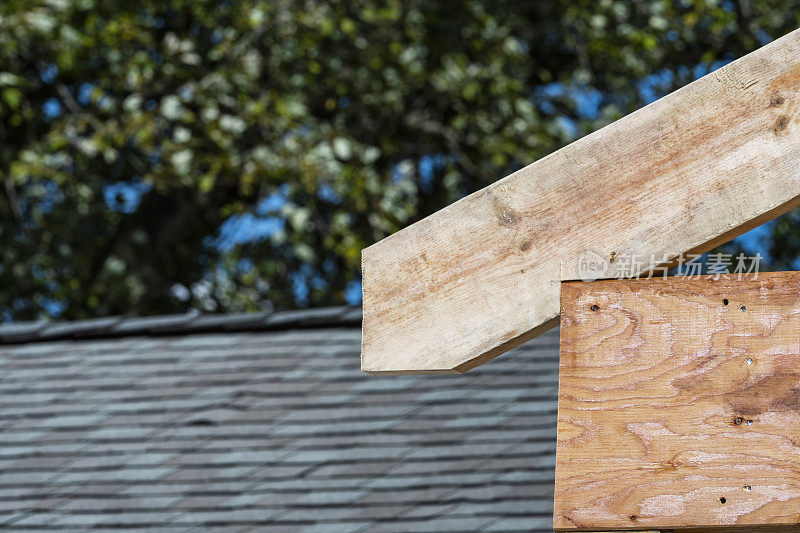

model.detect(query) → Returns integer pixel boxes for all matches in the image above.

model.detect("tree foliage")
[1,0,798,320]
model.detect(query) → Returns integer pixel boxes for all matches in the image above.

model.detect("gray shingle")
[485,516,554,532]
[172,508,283,524]
[369,516,496,532]
[38,316,123,340]
[113,312,201,334]
[185,312,272,332]
[8,512,62,527]
[54,511,182,526]
[299,521,373,533]
[263,307,346,327]
[0,320,49,343]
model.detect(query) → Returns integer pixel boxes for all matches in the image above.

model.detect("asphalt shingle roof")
[0,307,559,532]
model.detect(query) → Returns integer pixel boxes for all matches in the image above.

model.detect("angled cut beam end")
[362,27,800,375]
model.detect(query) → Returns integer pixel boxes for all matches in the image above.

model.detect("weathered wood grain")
[555,272,800,531]
[362,27,800,374]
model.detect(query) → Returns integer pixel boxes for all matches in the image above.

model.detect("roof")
[0,307,559,532]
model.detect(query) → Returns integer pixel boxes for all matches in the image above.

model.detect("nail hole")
[723,299,729,306]
[734,417,743,425]
[744,486,752,491]
[720,497,727,504]
[629,515,637,521]
[746,358,753,365]
[746,419,753,426]
[741,305,746,312]
[590,304,599,311]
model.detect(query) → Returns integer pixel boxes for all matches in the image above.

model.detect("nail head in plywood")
[554,272,800,531]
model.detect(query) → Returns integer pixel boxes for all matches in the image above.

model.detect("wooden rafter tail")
[362,27,800,375]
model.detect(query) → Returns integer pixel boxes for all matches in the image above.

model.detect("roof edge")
[0,306,362,345]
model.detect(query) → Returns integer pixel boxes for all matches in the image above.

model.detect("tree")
[1,0,798,320]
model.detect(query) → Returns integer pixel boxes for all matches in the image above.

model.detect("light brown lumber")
[361,27,800,374]
[554,272,800,531]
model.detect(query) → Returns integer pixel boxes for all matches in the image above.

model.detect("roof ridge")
[0,305,362,345]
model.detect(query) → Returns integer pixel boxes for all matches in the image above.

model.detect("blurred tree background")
[1,0,798,321]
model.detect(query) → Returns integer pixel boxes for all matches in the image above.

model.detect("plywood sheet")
[555,272,800,530]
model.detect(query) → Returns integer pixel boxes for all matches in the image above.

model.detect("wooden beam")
[361,27,800,374]
[554,272,800,531]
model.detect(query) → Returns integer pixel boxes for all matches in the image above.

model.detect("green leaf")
[2,88,22,109]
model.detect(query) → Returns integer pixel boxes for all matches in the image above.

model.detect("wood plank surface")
[362,27,800,374]
[555,271,800,531]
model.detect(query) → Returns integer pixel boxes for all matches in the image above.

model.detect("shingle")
[172,508,283,524]
[0,497,64,513]
[85,426,162,440]
[299,521,373,533]
[219,493,273,508]
[448,498,553,516]
[369,516,496,532]
[443,414,509,429]
[54,466,175,484]
[356,487,456,506]
[38,316,123,340]
[296,489,366,505]
[161,466,256,482]
[120,480,258,497]
[54,511,181,526]
[350,377,420,392]
[21,413,107,430]
[339,307,363,323]
[113,311,201,335]
[272,419,396,436]
[8,455,73,470]
[8,512,62,527]
[484,516,554,532]
[244,464,311,481]
[402,442,512,460]
[208,449,291,465]
[0,321,49,343]
[264,307,347,327]
[307,461,394,478]
[0,512,28,527]
[0,431,47,445]
[0,470,59,484]
[184,312,272,332]
[364,471,495,490]
[396,503,457,519]
[59,496,182,512]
